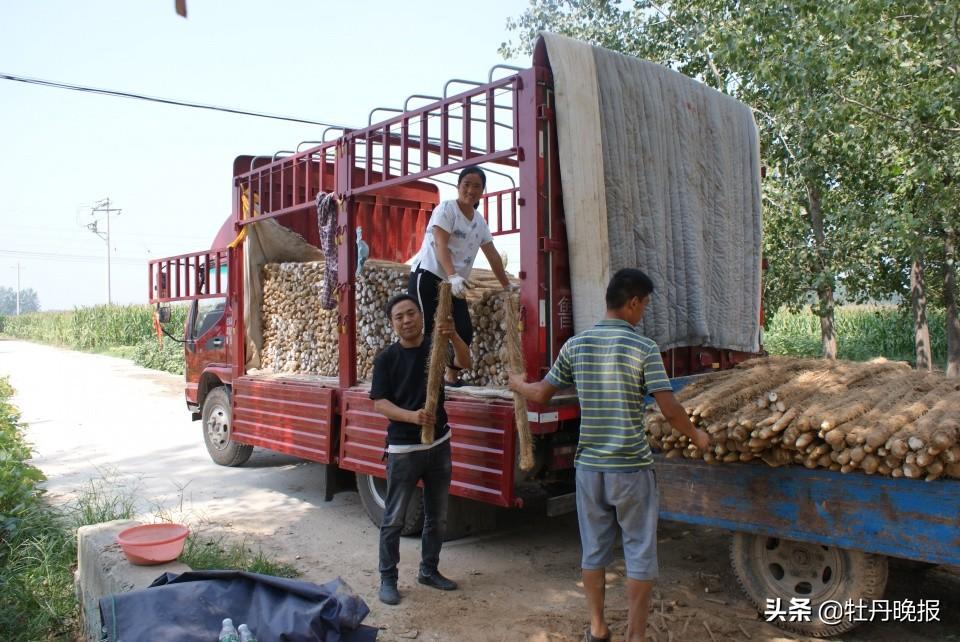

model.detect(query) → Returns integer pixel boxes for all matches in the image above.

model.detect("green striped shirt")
[546,319,672,471]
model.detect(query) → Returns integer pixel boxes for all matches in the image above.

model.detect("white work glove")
[449,274,468,298]
[504,283,520,294]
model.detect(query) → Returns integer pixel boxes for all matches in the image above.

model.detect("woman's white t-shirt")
[412,200,494,279]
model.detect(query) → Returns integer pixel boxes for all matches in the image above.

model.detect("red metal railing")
[148,248,229,303]
[346,76,521,196]
[481,187,520,236]
[231,74,522,227]
[233,143,338,227]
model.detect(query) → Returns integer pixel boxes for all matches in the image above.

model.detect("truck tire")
[356,473,424,536]
[202,387,253,467]
[730,532,888,638]
[444,496,496,541]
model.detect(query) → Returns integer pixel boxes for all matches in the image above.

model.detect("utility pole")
[14,262,21,315]
[87,198,122,304]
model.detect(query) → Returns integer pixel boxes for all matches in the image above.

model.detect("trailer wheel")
[202,387,253,467]
[356,473,424,536]
[730,532,888,638]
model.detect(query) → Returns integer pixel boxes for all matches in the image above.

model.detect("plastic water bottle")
[218,618,239,642]
[238,624,257,642]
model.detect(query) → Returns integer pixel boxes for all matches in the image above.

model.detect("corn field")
[764,305,947,367]
[0,305,188,349]
[0,304,189,374]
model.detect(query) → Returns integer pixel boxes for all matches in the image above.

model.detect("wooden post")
[506,295,535,470]
[422,282,452,444]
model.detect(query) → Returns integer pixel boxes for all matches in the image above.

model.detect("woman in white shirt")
[409,166,513,386]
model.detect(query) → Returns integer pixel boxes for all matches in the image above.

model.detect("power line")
[0,72,350,129]
[0,223,210,242]
[0,249,146,265]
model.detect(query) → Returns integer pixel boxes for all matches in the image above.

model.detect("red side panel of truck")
[339,391,518,507]
[231,376,337,464]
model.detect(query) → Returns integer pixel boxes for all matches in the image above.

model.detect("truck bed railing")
[148,248,230,304]
[347,76,520,196]
[482,187,520,236]
[231,144,338,226]
[231,74,523,226]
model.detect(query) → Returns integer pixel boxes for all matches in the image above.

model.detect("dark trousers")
[379,440,452,582]
[408,269,473,346]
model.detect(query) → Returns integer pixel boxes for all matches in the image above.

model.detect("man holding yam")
[509,268,710,642]
[370,293,471,605]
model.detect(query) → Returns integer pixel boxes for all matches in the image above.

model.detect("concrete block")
[75,520,191,642]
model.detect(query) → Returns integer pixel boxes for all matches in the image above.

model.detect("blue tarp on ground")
[99,570,377,641]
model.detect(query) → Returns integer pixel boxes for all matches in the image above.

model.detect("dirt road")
[1,339,956,642]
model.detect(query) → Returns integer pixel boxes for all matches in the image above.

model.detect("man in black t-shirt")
[370,293,472,606]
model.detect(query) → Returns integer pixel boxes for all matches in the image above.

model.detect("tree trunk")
[911,255,933,371]
[945,226,960,376]
[818,286,838,359]
[807,181,837,359]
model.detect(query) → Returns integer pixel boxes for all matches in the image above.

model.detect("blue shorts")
[575,467,659,581]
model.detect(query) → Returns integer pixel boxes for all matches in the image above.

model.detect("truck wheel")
[730,532,888,638]
[444,496,496,541]
[202,387,253,467]
[356,473,424,536]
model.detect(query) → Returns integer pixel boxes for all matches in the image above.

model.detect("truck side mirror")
[157,306,171,323]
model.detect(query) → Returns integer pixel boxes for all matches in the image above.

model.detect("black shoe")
[584,627,610,642]
[378,581,400,605]
[417,571,458,591]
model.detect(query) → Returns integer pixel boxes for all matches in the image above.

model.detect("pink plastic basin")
[116,523,189,565]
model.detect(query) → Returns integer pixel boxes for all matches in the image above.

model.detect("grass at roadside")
[0,379,297,640]
[0,376,93,640]
[180,535,299,578]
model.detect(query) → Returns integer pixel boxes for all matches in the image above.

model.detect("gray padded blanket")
[542,33,762,353]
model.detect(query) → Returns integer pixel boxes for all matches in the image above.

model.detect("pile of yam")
[646,356,960,481]
[260,258,516,385]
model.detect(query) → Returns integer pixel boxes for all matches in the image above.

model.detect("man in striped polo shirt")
[509,268,709,642]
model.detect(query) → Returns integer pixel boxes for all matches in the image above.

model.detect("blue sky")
[0,0,529,310]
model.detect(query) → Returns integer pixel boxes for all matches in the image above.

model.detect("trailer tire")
[356,473,423,536]
[202,387,253,467]
[730,532,888,638]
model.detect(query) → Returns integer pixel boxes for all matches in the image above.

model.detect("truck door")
[185,295,228,380]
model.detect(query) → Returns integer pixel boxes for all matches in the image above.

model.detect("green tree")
[503,1,889,359]
[0,286,40,315]
[823,1,960,372]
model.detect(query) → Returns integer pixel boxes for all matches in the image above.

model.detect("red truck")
[148,41,960,637]
[148,42,756,538]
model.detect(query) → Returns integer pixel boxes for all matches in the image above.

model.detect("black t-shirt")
[369,337,449,445]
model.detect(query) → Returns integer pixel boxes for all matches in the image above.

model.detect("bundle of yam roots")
[646,356,960,481]
[260,258,515,385]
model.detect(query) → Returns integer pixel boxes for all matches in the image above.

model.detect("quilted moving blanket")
[541,33,762,353]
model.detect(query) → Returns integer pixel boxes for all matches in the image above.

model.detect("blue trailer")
[654,376,960,637]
